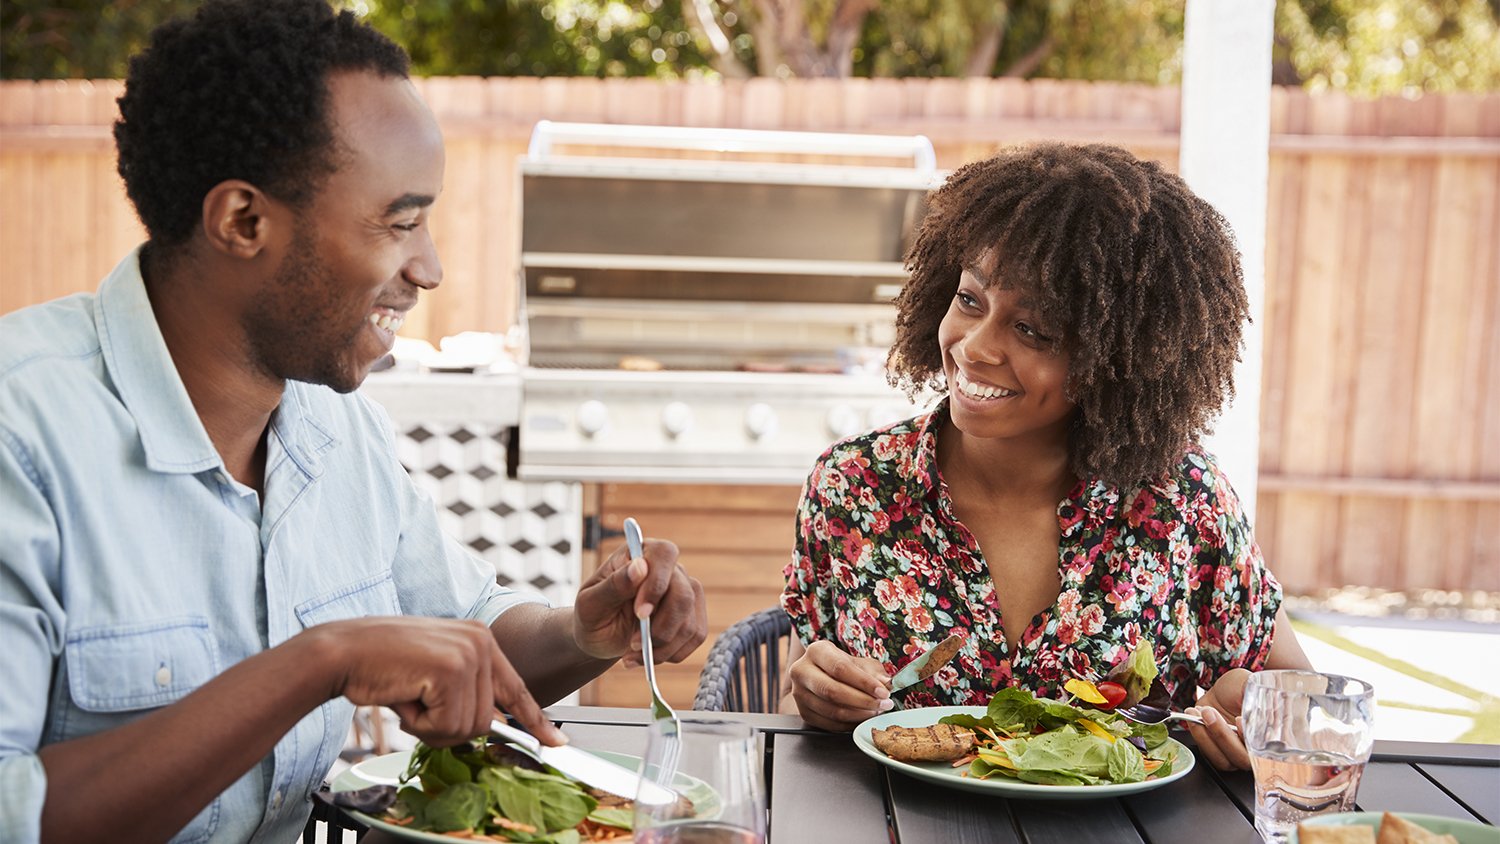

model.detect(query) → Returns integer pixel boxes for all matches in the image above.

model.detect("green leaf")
[423,782,489,832]
[1106,739,1147,783]
[586,806,634,830]
[1106,642,1160,706]
[986,687,1045,730]
[513,768,597,831]
[480,767,546,831]
[421,747,474,791]
[1130,722,1170,749]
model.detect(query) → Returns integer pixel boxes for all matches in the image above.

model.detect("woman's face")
[938,262,1077,446]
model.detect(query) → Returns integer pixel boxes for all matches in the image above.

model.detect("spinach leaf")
[1106,738,1147,783]
[480,766,546,831]
[512,768,597,831]
[587,807,634,830]
[423,781,489,832]
[986,687,1045,729]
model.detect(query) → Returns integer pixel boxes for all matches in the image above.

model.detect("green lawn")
[1290,618,1500,745]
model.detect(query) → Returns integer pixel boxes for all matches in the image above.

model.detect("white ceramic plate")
[332,748,717,841]
[853,705,1194,800]
[1290,811,1499,843]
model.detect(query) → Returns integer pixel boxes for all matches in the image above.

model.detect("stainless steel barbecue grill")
[514,122,943,484]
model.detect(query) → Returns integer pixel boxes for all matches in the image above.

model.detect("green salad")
[375,740,637,842]
[938,686,1178,785]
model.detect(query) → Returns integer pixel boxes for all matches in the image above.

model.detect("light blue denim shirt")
[0,249,545,843]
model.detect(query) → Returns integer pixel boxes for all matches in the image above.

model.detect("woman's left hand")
[1185,668,1253,770]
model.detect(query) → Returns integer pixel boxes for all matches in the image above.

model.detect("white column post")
[1179,0,1276,522]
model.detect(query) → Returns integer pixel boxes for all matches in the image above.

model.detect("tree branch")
[682,0,751,78]
[963,17,1006,77]
[1000,34,1054,78]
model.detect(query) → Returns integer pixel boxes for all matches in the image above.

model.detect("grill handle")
[526,120,937,174]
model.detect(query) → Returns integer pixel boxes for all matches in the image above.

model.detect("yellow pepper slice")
[1079,719,1117,743]
[1064,678,1108,705]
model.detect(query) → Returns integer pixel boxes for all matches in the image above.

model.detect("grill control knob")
[745,403,778,440]
[826,404,862,439]
[576,400,609,438]
[661,401,694,438]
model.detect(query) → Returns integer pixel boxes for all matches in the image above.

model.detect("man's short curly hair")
[114,0,410,250]
[889,142,1249,487]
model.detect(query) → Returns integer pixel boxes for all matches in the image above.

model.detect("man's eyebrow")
[383,193,435,217]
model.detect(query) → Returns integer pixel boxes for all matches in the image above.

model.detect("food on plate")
[1376,812,1459,844]
[933,687,1178,785]
[1298,828,1377,844]
[1297,812,1461,844]
[350,739,689,842]
[871,724,977,762]
[916,634,965,682]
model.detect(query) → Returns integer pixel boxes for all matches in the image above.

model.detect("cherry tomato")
[1096,681,1128,709]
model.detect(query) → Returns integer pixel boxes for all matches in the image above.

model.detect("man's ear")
[201,180,275,259]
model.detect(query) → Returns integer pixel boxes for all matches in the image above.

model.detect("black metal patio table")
[346,705,1498,844]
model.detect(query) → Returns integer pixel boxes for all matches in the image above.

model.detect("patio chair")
[693,606,793,713]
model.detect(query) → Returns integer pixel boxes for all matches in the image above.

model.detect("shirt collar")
[94,246,335,478]
[94,248,223,475]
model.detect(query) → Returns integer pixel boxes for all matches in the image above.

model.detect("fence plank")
[1,78,1496,594]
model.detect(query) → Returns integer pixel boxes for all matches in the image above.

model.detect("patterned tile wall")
[393,422,582,606]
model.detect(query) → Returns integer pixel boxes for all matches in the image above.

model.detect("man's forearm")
[36,632,337,844]
[491,604,617,706]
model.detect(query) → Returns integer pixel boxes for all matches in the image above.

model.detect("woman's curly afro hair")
[114,0,409,250]
[889,142,1250,488]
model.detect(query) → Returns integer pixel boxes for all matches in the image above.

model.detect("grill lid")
[517,122,943,371]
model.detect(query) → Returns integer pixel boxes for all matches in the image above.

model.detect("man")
[0,1,706,841]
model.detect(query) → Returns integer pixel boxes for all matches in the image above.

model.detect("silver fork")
[624,517,682,781]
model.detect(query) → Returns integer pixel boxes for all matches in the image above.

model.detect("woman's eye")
[955,291,979,309]
[1017,322,1054,344]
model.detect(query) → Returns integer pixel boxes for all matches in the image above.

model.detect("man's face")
[244,71,445,393]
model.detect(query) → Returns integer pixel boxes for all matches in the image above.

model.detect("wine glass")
[1240,670,1375,843]
[634,717,767,844]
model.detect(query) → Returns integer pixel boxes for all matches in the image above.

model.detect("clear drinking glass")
[634,718,767,844]
[1241,670,1375,843]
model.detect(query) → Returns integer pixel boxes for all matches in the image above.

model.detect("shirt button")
[154,665,172,686]
[271,789,284,810]
[215,471,229,485]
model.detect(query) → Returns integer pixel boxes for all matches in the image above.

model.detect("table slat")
[770,734,890,844]
[1123,760,1262,844]
[1005,798,1145,844]
[1412,763,1500,824]
[1356,761,1482,819]
[881,772,1023,844]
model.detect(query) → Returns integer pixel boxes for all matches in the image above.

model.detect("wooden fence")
[1,77,1496,594]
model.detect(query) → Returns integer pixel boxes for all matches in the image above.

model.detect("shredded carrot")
[950,752,978,768]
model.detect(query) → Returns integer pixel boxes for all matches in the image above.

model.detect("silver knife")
[888,633,966,693]
[489,719,678,806]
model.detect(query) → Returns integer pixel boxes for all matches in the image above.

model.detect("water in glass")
[1241,670,1374,843]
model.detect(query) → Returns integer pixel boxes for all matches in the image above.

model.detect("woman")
[779,142,1311,771]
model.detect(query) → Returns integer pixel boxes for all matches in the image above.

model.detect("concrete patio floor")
[1289,611,1500,745]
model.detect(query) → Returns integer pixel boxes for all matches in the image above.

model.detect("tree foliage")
[1,0,1495,97]
[1274,0,1500,95]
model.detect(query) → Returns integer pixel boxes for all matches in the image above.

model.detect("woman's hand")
[788,639,894,732]
[1185,667,1253,770]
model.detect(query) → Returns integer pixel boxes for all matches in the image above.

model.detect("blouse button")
[155,665,172,687]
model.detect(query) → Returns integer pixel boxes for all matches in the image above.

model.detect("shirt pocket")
[63,617,222,844]
[294,571,402,628]
[65,616,220,712]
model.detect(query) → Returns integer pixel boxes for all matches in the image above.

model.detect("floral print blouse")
[780,402,1282,709]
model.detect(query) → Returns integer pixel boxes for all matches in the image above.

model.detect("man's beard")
[243,229,364,393]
